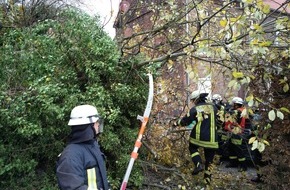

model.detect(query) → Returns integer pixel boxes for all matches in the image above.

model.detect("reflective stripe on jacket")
[179,102,218,149]
[56,140,109,190]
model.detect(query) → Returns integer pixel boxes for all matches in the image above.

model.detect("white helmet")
[231,97,244,105]
[212,94,222,101]
[68,105,100,126]
[190,90,208,100]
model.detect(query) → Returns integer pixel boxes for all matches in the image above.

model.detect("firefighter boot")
[238,161,248,172]
[251,174,263,183]
[192,162,203,175]
[214,154,222,165]
[225,159,238,168]
[204,170,212,185]
[204,163,213,185]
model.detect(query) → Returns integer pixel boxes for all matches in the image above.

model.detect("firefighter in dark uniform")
[211,94,227,164]
[224,97,250,172]
[212,94,226,131]
[175,90,218,185]
[56,105,110,190]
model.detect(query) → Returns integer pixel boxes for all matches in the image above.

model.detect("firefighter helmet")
[231,97,244,105]
[212,94,222,101]
[190,90,208,100]
[68,105,100,126]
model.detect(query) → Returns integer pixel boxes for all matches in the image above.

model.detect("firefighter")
[212,94,225,111]
[175,90,218,185]
[211,94,227,164]
[56,105,110,190]
[212,94,227,132]
[224,97,250,172]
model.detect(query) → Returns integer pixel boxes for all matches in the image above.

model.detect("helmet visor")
[68,114,99,126]
[97,117,104,134]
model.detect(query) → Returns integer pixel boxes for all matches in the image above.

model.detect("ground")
[140,160,266,190]
[210,160,264,190]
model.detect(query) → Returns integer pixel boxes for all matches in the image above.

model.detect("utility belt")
[231,138,243,145]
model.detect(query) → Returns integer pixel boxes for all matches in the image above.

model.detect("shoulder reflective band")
[87,168,98,189]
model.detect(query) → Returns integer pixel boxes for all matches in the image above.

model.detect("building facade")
[114,0,289,122]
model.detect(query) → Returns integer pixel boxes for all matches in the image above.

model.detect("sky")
[80,0,121,38]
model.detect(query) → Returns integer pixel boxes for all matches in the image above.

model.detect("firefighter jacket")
[56,124,109,190]
[178,102,218,149]
[224,107,250,133]
[224,107,251,145]
[214,103,225,130]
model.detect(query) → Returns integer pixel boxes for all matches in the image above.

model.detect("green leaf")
[268,110,276,121]
[228,80,237,88]
[276,110,284,120]
[283,83,289,92]
[248,99,254,107]
[262,5,270,14]
[265,123,272,130]
[220,19,227,27]
[248,136,256,144]
[251,140,258,151]
[257,142,265,152]
[232,71,244,78]
[246,94,253,102]
[280,107,290,114]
